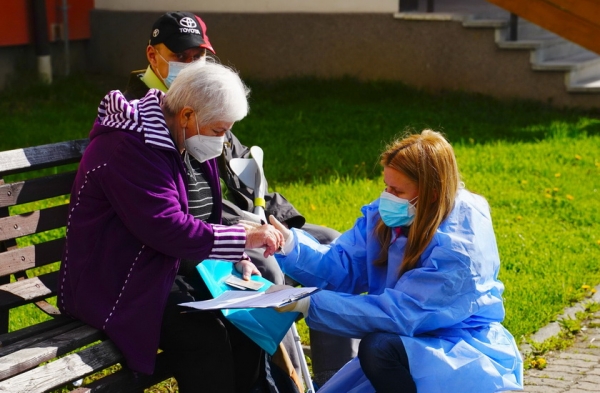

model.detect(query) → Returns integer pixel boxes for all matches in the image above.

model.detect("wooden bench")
[0,139,173,392]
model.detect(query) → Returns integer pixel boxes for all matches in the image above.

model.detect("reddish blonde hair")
[374,130,460,276]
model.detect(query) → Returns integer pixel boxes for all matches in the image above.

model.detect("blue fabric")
[196,259,299,355]
[275,189,523,393]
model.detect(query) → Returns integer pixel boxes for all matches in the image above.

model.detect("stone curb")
[520,283,600,355]
[521,284,600,392]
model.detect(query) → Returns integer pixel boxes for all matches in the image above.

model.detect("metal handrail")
[398,1,435,13]
[427,0,435,12]
[509,13,519,41]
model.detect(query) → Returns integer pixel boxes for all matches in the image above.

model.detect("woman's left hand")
[275,297,310,318]
[235,257,261,280]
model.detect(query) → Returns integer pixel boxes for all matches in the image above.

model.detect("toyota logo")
[179,17,197,28]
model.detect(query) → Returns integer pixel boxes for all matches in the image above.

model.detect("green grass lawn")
[1,73,600,390]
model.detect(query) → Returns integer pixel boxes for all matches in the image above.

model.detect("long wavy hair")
[374,130,460,277]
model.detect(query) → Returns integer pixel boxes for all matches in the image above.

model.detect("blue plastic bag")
[196,259,299,355]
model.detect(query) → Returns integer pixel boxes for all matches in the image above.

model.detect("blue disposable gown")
[275,189,523,393]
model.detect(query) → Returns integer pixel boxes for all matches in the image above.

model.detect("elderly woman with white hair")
[58,61,284,392]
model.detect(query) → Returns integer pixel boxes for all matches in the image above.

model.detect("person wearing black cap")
[123,11,215,99]
[123,11,359,390]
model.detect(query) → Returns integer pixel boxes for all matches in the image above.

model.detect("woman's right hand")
[268,216,291,244]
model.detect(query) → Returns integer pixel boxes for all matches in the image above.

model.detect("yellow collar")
[140,66,168,93]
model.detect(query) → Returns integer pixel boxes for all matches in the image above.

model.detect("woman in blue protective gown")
[269,130,523,393]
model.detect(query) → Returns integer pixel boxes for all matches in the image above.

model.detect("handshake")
[240,218,308,316]
[241,216,291,257]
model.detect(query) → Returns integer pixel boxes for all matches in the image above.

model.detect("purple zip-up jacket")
[58,89,246,374]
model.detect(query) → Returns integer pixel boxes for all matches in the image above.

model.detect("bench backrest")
[0,139,174,392]
[0,138,90,334]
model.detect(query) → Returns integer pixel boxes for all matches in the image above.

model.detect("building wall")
[0,42,88,87]
[0,0,93,46]
[0,1,395,88]
[0,0,93,88]
[3,1,596,108]
[93,0,397,13]
[90,10,597,108]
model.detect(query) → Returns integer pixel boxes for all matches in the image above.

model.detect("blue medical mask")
[378,191,417,228]
[156,52,205,88]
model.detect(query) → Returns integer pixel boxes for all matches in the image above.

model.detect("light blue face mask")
[157,52,206,88]
[378,191,418,228]
[162,61,188,88]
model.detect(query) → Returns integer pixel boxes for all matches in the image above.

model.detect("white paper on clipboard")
[180,285,319,311]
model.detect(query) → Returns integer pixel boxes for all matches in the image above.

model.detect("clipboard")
[179,284,319,311]
[178,259,303,355]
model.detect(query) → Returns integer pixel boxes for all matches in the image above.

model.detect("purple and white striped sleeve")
[208,224,246,261]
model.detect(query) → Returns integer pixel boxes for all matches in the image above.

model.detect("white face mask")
[184,114,225,163]
[185,134,225,163]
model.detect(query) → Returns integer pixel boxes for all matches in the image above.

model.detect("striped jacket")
[58,89,246,374]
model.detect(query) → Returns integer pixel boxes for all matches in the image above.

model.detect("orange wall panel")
[0,0,93,47]
[545,0,599,22]
[0,1,30,46]
[487,0,600,55]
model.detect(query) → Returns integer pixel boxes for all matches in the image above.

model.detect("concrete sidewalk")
[520,286,600,392]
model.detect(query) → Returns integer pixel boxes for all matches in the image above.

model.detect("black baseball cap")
[149,12,215,54]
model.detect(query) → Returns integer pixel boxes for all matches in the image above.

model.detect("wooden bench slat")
[0,325,104,382]
[0,172,76,209]
[0,139,89,177]
[0,204,69,242]
[0,340,122,393]
[0,320,82,357]
[0,271,58,310]
[0,238,65,277]
[75,352,172,393]
[0,317,72,348]
[33,299,61,317]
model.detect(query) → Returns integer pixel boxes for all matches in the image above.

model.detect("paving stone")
[570,344,600,353]
[577,374,600,384]
[586,368,600,376]
[551,358,599,368]
[556,353,600,362]
[566,381,600,391]
[522,385,563,392]
[528,364,588,375]
[525,376,573,388]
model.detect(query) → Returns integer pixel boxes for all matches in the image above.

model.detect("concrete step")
[464,15,600,94]
[566,57,600,93]
[531,41,599,75]
[532,40,597,63]
[394,8,600,96]
[462,16,506,29]
[512,19,561,40]
[393,12,465,22]
[495,20,564,50]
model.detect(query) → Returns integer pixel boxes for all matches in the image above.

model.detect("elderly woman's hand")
[240,220,285,257]
[234,257,261,280]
